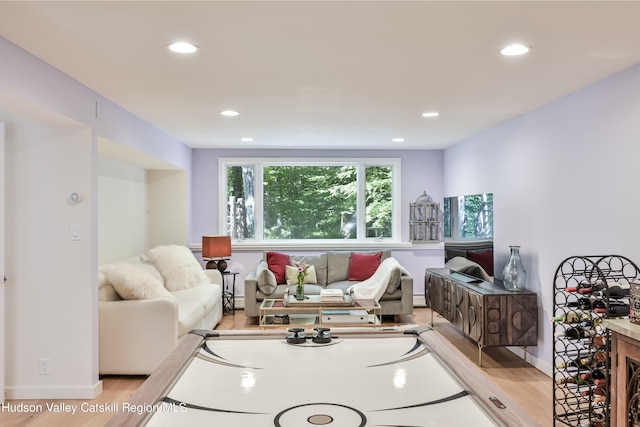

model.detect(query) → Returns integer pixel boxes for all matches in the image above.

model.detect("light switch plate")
[71,224,80,241]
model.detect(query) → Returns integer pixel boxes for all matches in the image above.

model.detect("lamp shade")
[202,236,232,259]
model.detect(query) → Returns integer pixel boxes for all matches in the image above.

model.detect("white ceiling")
[2,1,640,150]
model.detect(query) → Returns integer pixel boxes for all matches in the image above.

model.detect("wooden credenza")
[425,268,538,366]
[603,319,640,427]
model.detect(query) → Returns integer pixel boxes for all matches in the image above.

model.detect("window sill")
[191,240,443,252]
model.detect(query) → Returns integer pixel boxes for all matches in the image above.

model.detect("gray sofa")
[243,250,413,317]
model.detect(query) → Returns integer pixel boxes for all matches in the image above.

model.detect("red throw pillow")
[348,251,382,281]
[266,252,291,284]
[467,249,494,276]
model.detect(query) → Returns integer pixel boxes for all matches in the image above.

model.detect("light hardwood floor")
[0,307,552,426]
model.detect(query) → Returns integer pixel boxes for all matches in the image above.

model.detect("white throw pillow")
[285,264,317,285]
[105,263,173,300]
[98,271,121,301]
[256,261,277,295]
[147,245,210,291]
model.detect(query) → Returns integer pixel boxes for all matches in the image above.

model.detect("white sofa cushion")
[203,268,223,285]
[173,284,221,336]
[147,245,209,291]
[172,284,222,314]
[175,299,205,336]
[105,263,173,300]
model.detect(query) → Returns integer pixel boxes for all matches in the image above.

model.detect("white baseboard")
[413,295,427,307]
[507,346,552,377]
[235,296,245,309]
[5,380,102,400]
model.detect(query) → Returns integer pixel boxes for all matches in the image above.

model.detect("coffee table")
[259,294,382,329]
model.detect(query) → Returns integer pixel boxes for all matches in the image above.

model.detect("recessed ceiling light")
[392,137,405,142]
[241,137,254,142]
[500,44,530,56]
[422,112,439,118]
[168,42,198,54]
[220,110,239,117]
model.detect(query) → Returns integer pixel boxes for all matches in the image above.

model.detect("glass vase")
[295,284,305,300]
[502,245,526,292]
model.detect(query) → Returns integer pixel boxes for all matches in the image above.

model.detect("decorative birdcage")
[410,191,440,242]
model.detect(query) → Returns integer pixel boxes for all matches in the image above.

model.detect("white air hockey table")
[106,327,539,426]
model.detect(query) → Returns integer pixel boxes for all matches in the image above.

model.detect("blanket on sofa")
[348,257,409,301]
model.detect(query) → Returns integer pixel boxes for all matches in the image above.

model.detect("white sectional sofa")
[98,245,222,375]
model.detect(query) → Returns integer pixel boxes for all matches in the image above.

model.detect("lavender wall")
[191,148,445,295]
[0,36,193,398]
[444,62,640,374]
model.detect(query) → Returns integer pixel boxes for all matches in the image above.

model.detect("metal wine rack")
[553,255,640,426]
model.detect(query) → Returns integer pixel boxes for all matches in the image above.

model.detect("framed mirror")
[443,193,494,279]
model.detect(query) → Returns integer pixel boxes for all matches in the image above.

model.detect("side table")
[221,271,238,314]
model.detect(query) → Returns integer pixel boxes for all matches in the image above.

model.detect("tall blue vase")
[502,245,526,291]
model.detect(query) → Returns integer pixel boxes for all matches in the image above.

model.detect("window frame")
[219,157,401,244]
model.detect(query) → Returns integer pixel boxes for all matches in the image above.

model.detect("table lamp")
[202,236,232,272]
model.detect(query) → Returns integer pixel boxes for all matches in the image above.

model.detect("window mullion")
[392,162,400,240]
[255,163,264,240]
[357,164,366,240]
[219,159,228,235]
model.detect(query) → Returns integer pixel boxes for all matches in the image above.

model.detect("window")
[444,193,493,240]
[221,158,399,242]
[365,166,392,238]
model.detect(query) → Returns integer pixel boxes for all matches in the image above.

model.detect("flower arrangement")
[293,260,310,287]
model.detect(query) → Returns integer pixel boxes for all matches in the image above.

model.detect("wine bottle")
[563,326,596,340]
[571,369,605,384]
[581,386,605,397]
[592,335,606,350]
[557,356,592,370]
[552,311,591,324]
[567,298,594,310]
[556,371,597,386]
[591,351,607,366]
[566,281,605,294]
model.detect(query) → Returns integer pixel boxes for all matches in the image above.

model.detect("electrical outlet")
[39,358,50,375]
